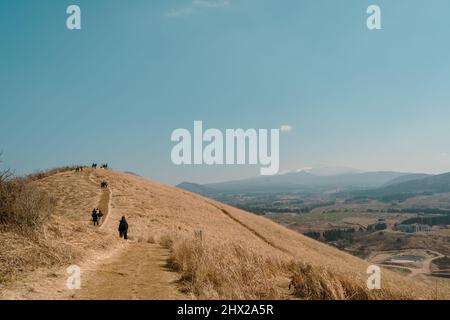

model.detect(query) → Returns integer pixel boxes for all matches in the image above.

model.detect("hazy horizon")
[4,163,449,186]
[2,0,450,184]
[176,165,449,185]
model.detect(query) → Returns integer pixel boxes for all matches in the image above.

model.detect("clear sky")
[1,0,450,184]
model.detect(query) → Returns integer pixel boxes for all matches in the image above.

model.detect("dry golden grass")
[24,166,81,182]
[287,262,411,300]
[1,168,448,299]
[0,180,54,232]
[160,234,428,300]
[0,168,116,286]
[0,219,79,283]
[0,177,72,283]
[161,235,285,299]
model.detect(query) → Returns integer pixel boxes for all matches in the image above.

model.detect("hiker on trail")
[118,216,128,240]
[92,209,99,226]
[92,163,97,169]
[98,210,104,225]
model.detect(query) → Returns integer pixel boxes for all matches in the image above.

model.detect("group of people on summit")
[91,163,108,169]
[74,162,108,171]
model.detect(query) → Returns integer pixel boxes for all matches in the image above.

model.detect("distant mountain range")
[381,173,431,187]
[178,167,430,195]
[177,167,450,201]
[177,182,218,197]
[349,172,450,201]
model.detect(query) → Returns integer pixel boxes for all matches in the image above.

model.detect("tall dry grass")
[286,261,412,300]
[0,165,76,283]
[161,234,284,299]
[161,233,417,300]
[0,180,55,233]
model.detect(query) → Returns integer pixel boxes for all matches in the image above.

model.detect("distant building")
[396,223,432,233]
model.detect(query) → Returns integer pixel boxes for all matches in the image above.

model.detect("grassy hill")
[0,168,447,299]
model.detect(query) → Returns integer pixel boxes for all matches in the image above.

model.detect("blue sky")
[1,0,450,184]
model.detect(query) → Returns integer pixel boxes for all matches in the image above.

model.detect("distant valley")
[177,168,450,202]
[178,167,450,280]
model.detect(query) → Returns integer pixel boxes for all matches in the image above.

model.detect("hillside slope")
[0,168,447,299]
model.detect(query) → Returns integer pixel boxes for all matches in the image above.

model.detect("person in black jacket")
[92,209,98,226]
[118,216,128,240]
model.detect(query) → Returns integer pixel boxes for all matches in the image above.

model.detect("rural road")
[380,250,445,277]
[409,251,444,277]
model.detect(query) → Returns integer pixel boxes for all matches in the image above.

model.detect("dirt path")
[76,171,185,300]
[70,242,187,300]
[70,169,188,300]
[0,169,188,300]
[85,170,112,229]
[410,251,444,277]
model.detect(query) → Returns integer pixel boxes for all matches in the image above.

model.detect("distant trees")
[304,231,321,240]
[235,206,266,215]
[400,215,450,226]
[304,228,358,242]
[367,223,386,231]
[387,207,450,215]
[323,228,355,242]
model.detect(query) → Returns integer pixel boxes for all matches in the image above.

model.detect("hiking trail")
[67,169,188,299]
[69,242,186,299]
[1,169,188,300]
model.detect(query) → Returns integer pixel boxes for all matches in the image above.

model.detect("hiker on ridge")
[118,216,128,240]
[92,209,99,226]
[98,210,104,225]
